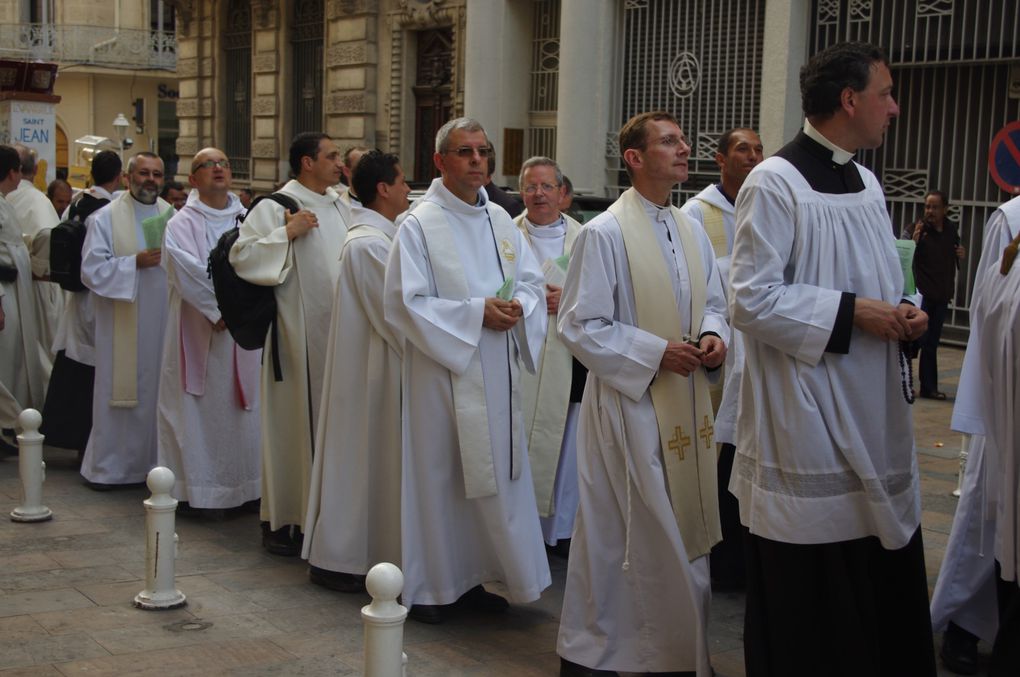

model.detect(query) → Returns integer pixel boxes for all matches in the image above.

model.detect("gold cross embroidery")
[668,425,691,462]
[699,415,714,448]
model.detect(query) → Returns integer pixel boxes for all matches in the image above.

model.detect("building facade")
[0,0,180,181]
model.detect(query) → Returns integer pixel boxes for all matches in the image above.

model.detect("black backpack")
[50,193,110,292]
[207,192,300,382]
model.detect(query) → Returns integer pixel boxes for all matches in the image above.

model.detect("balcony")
[0,24,176,71]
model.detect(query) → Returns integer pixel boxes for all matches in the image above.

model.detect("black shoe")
[408,604,447,624]
[940,621,979,675]
[457,585,509,613]
[261,522,302,557]
[308,566,366,593]
[559,657,618,677]
[239,498,261,514]
[547,538,571,559]
[83,480,116,492]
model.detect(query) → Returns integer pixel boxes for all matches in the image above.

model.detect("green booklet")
[495,276,515,301]
[895,239,916,295]
[142,207,175,249]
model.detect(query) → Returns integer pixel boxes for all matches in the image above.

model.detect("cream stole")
[514,212,581,517]
[692,197,728,259]
[414,200,522,500]
[109,193,170,407]
[692,197,728,413]
[609,188,721,560]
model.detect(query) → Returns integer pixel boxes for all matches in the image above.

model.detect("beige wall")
[54,72,177,165]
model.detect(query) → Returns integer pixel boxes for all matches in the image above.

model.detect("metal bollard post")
[952,434,969,498]
[362,562,409,677]
[10,408,52,522]
[134,467,186,610]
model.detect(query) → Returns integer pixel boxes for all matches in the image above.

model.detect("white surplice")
[8,179,63,370]
[729,156,921,549]
[229,179,348,528]
[383,178,551,607]
[967,195,1020,584]
[929,201,1019,641]
[681,185,743,445]
[80,195,168,484]
[0,193,46,427]
[156,191,261,508]
[303,206,403,574]
[556,195,728,675]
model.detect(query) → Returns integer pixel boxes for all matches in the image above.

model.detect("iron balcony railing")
[0,23,176,71]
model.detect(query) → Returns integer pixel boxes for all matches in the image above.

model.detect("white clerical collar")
[803,119,855,165]
[636,191,672,223]
[523,214,565,238]
[425,177,488,216]
[90,186,115,201]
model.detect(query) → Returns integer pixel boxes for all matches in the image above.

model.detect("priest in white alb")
[680,127,763,591]
[929,198,1013,673]
[157,148,261,511]
[962,193,1020,677]
[384,117,550,624]
[303,150,409,592]
[513,156,585,554]
[8,144,62,378]
[230,132,349,555]
[0,145,47,430]
[556,112,728,677]
[80,152,172,488]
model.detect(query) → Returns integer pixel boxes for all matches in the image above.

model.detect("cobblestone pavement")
[0,347,986,676]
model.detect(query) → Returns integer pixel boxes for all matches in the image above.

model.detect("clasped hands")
[660,335,726,377]
[853,298,927,343]
[483,297,523,332]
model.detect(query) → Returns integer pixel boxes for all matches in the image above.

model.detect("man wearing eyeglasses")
[384,117,550,624]
[230,132,350,556]
[556,111,728,676]
[513,156,585,559]
[156,148,261,515]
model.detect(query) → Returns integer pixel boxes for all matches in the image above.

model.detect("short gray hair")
[13,144,36,177]
[518,156,563,192]
[126,151,162,174]
[435,117,488,154]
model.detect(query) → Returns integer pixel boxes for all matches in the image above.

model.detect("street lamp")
[112,113,130,160]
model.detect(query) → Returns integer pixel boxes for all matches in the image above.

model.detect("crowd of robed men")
[1,41,1019,677]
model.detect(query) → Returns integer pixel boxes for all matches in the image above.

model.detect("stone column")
[250,0,283,189]
[174,1,216,183]
[759,0,811,155]
[555,0,616,197]
[462,0,531,184]
[326,0,379,152]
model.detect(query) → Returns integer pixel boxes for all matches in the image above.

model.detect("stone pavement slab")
[0,347,989,675]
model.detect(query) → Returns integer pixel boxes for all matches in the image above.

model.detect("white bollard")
[134,467,186,610]
[10,409,52,522]
[362,562,409,677]
[952,433,969,498]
